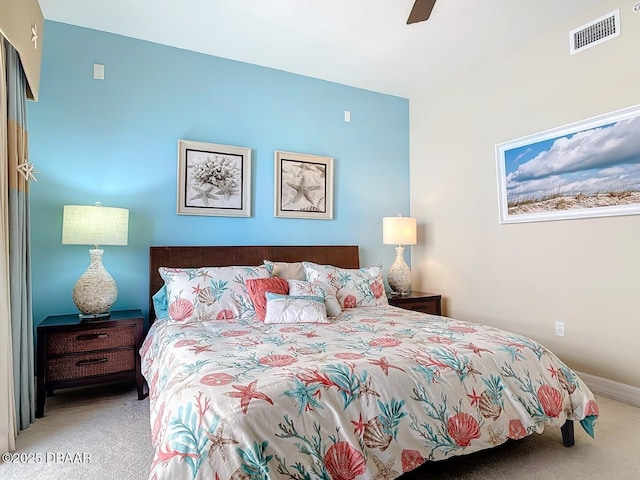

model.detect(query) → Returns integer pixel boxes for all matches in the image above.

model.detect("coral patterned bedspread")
[141,306,598,480]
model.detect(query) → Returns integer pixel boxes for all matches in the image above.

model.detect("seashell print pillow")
[302,262,388,309]
[159,264,272,323]
[263,293,329,324]
[287,279,341,317]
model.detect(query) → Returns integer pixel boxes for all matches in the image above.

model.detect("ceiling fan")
[407,0,437,24]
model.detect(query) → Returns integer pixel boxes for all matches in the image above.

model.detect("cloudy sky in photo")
[504,115,640,203]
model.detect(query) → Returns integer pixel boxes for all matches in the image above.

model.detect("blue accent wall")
[27,21,410,326]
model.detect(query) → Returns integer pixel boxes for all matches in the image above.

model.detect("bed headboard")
[149,245,360,320]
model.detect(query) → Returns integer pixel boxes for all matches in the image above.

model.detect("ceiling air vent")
[569,9,620,55]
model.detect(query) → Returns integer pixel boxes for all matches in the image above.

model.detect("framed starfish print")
[274,151,334,219]
[177,139,252,217]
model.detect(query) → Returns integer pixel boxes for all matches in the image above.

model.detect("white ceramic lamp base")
[387,245,412,295]
[72,249,117,318]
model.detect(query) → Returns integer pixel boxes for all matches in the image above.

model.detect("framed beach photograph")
[496,104,640,224]
[274,151,333,219]
[177,140,251,217]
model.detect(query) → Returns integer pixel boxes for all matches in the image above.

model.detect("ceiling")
[37,0,604,99]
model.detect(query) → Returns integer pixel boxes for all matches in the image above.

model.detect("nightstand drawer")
[47,348,135,381]
[388,291,442,316]
[402,299,440,315]
[47,325,136,354]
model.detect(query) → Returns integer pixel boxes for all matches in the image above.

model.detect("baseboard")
[575,370,640,408]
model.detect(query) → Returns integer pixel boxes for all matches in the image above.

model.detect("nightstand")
[36,309,145,418]
[387,291,442,315]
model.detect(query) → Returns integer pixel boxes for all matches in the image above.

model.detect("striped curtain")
[0,36,34,453]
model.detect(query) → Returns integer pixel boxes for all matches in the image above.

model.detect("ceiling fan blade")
[407,0,437,24]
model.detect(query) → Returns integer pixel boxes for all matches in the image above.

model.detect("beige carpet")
[1,383,153,480]
[1,384,638,480]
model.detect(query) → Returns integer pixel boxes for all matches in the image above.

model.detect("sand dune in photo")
[508,191,640,215]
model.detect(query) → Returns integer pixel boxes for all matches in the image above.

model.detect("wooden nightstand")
[387,291,442,315]
[36,309,145,418]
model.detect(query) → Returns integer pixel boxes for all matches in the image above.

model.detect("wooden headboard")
[149,245,360,319]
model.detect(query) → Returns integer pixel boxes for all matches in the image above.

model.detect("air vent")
[569,9,620,55]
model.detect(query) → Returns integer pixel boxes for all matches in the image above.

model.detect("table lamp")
[383,214,417,295]
[62,202,129,318]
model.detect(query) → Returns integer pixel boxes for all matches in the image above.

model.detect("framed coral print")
[274,151,334,219]
[496,104,640,224]
[177,140,251,217]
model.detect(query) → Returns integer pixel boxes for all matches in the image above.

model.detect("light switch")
[344,110,351,122]
[93,64,105,80]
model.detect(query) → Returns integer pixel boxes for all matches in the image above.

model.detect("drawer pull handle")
[76,358,108,366]
[76,333,108,341]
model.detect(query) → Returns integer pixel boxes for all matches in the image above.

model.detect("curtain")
[6,37,34,432]
[0,35,17,455]
[0,35,34,453]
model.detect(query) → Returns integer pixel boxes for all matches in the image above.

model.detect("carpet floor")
[1,384,638,479]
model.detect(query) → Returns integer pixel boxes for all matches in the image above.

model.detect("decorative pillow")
[302,262,389,309]
[159,265,272,323]
[152,286,169,319]
[287,279,341,317]
[263,260,306,281]
[245,277,289,321]
[263,293,329,324]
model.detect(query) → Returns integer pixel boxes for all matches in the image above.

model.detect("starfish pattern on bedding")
[467,388,482,407]
[487,425,505,446]
[206,425,238,461]
[462,342,492,357]
[357,377,381,406]
[372,455,400,480]
[283,379,323,414]
[351,413,367,436]
[369,356,406,376]
[226,380,273,414]
[198,270,215,282]
[189,183,218,205]
[286,175,322,205]
[189,344,215,355]
[302,331,321,338]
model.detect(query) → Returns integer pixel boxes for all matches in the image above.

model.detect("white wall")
[410,1,640,388]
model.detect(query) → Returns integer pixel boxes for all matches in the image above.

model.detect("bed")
[142,245,598,480]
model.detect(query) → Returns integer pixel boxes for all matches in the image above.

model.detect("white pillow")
[287,279,341,317]
[263,293,329,324]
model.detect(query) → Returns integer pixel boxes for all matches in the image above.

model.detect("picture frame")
[274,151,334,219]
[177,140,251,217]
[496,104,640,224]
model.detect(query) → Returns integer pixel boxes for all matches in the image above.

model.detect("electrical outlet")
[555,321,565,337]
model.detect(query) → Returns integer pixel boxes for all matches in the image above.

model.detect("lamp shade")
[62,204,129,247]
[383,215,417,246]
